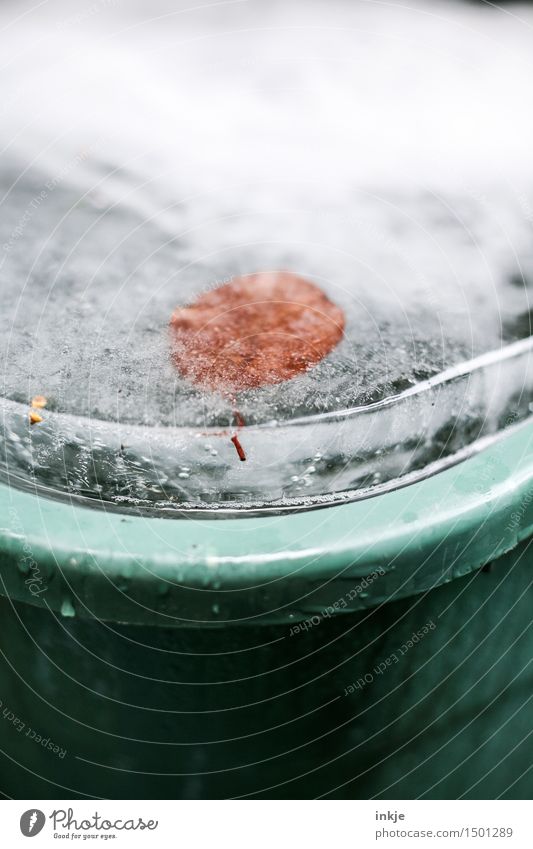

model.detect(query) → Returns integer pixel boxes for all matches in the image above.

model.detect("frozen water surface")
[1,0,533,511]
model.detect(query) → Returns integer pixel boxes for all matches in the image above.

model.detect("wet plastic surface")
[1,540,532,800]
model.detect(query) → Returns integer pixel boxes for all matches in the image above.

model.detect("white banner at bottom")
[0,800,531,848]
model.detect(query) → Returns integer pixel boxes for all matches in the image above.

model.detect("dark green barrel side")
[1,424,533,799]
[0,539,531,799]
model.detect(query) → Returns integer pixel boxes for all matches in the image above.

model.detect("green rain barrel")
[0,420,532,800]
[2,0,533,804]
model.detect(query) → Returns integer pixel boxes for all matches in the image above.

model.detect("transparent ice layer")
[1,0,533,511]
[1,338,533,513]
[2,165,533,426]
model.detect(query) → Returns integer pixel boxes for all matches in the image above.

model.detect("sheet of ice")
[1,0,533,508]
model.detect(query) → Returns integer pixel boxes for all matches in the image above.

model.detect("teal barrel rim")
[1,421,533,627]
